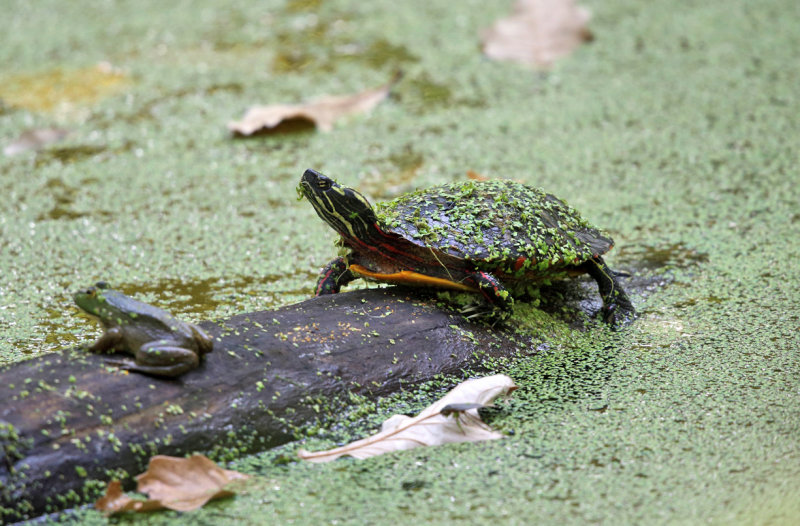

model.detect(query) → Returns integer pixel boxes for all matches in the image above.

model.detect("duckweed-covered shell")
[375,180,613,274]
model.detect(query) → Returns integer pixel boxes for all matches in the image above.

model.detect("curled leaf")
[94,454,249,515]
[298,374,517,463]
[481,0,592,68]
[228,74,399,135]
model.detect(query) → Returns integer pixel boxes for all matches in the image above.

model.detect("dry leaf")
[481,0,592,68]
[95,454,250,515]
[298,374,517,463]
[3,128,68,156]
[136,454,250,511]
[228,74,399,135]
[95,480,165,515]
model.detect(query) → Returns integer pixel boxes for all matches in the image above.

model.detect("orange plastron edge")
[349,264,478,292]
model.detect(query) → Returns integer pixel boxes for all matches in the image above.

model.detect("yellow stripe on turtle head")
[317,188,371,239]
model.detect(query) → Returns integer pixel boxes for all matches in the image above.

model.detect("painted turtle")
[298,169,635,326]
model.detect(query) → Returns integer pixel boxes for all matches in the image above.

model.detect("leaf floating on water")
[228,74,400,135]
[136,454,249,511]
[481,0,592,69]
[298,374,517,463]
[94,480,164,515]
[94,454,250,515]
[3,128,68,156]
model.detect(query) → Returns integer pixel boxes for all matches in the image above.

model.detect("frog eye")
[86,287,97,297]
[95,281,109,289]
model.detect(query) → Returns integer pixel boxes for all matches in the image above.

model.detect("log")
[0,288,536,522]
[0,271,659,522]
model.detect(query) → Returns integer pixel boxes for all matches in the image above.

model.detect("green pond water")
[1,0,798,523]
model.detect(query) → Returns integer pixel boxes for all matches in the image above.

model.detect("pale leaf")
[3,128,68,156]
[228,75,399,135]
[94,454,249,515]
[298,374,517,463]
[481,0,592,68]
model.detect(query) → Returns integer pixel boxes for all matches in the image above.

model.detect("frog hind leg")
[106,342,200,377]
[315,257,358,295]
[581,256,636,328]
[188,323,214,355]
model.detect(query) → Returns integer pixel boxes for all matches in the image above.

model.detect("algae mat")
[1,0,798,524]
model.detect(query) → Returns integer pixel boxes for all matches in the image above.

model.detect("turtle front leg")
[315,257,358,295]
[582,256,636,328]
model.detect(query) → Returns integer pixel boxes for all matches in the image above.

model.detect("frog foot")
[103,355,198,378]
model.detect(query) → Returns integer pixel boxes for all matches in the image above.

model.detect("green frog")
[74,282,213,377]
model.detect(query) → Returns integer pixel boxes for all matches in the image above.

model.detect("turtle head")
[299,169,379,239]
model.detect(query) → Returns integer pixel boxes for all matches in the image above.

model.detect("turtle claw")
[459,302,510,326]
[459,303,488,320]
[602,303,636,330]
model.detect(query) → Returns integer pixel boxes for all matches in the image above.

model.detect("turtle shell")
[374,180,613,276]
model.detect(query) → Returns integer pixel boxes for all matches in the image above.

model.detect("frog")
[73,282,213,377]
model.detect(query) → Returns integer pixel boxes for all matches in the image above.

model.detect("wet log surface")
[0,272,661,522]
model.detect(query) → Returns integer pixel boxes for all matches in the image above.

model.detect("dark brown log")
[0,288,535,522]
[0,269,660,522]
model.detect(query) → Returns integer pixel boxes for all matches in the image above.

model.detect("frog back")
[103,291,192,336]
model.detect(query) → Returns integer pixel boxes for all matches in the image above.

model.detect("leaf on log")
[95,454,249,515]
[228,74,399,135]
[298,374,517,463]
[481,0,593,68]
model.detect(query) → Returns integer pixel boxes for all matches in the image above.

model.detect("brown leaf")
[136,454,250,512]
[298,375,517,463]
[228,74,400,135]
[94,454,249,515]
[481,0,592,68]
[94,480,166,515]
